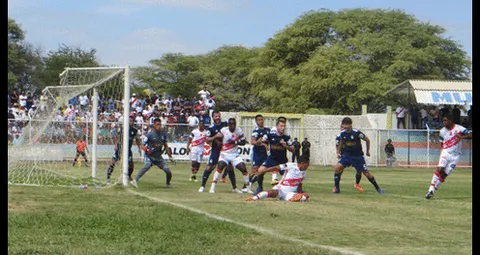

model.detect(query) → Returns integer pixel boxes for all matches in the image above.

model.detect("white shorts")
[219,152,243,167]
[272,185,298,201]
[437,150,460,176]
[190,149,204,163]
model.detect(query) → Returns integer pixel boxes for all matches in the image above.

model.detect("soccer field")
[8,162,472,255]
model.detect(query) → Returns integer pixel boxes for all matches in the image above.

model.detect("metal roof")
[384,80,472,106]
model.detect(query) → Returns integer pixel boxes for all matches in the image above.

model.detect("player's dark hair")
[228,118,236,124]
[255,114,263,120]
[212,110,221,115]
[154,118,162,124]
[297,155,309,164]
[341,117,352,125]
[443,113,454,121]
[277,116,287,122]
[276,120,286,126]
[129,115,135,120]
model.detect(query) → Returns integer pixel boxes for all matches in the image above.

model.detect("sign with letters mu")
[428,91,472,105]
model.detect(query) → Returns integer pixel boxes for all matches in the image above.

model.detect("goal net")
[8,66,132,188]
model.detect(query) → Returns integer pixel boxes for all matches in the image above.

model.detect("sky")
[8,0,472,67]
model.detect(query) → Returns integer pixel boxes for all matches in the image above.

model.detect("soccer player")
[333,117,384,194]
[186,120,208,182]
[254,119,294,195]
[130,118,176,188]
[268,116,288,184]
[336,123,363,192]
[246,155,310,202]
[248,114,271,191]
[106,115,142,184]
[207,118,252,194]
[198,111,236,192]
[73,136,89,167]
[425,114,472,199]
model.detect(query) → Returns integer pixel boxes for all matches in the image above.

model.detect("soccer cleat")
[72,162,76,167]
[271,179,279,186]
[221,178,229,184]
[288,193,304,202]
[166,184,173,188]
[354,184,364,192]
[332,186,340,194]
[425,191,434,200]
[245,197,255,201]
[252,187,263,196]
[129,180,138,188]
[198,186,205,193]
[232,188,243,194]
[376,188,385,195]
[241,188,254,194]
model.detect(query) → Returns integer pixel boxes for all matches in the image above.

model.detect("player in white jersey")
[207,118,252,194]
[246,155,310,202]
[425,114,471,199]
[186,120,208,182]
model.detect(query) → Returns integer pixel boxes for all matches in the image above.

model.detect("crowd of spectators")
[8,86,216,145]
[395,104,472,130]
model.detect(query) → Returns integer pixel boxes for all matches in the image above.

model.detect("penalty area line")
[127,189,364,255]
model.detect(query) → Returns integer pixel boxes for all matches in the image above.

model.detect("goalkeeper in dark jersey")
[130,118,176,188]
[106,115,142,184]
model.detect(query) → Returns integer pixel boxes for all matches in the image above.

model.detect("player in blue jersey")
[106,115,142,184]
[333,117,384,194]
[198,111,236,192]
[247,114,271,192]
[130,118,176,188]
[253,119,295,195]
[335,123,363,192]
[268,116,288,184]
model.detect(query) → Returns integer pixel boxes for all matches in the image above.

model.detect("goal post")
[8,66,132,188]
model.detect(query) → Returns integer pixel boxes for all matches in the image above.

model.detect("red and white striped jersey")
[439,124,469,155]
[189,128,209,151]
[220,127,245,154]
[277,163,307,192]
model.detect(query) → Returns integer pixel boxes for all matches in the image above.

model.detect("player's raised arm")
[360,132,370,157]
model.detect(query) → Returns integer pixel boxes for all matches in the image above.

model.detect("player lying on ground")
[246,155,310,202]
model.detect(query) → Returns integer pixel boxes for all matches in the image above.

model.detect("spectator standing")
[301,137,311,161]
[409,105,419,129]
[10,89,19,106]
[395,105,407,129]
[420,107,428,129]
[291,137,301,162]
[452,105,461,124]
[198,86,210,103]
[26,91,33,110]
[19,91,27,108]
[384,139,395,168]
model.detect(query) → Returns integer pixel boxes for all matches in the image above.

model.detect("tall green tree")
[133,53,203,99]
[248,8,471,114]
[42,44,100,89]
[199,45,263,111]
[8,18,45,93]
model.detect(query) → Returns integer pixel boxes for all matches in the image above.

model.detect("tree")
[132,53,203,99]
[8,18,45,93]
[42,44,100,89]
[248,8,471,114]
[199,45,263,112]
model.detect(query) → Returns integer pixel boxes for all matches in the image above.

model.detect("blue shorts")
[262,157,287,168]
[208,150,221,165]
[338,155,368,172]
[112,149,133,163]
[252,153,268,167]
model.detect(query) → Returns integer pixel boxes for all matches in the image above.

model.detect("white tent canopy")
[384,80,472,106]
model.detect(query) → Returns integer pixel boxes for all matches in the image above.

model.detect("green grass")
[8,162,472,255]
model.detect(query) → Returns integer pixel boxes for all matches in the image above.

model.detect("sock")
[253,191,269,200]
[429,172,440,192]
[128,165,134,179]
[212,169,222,184]
[242,172,250,188]
[201,170,212,187]
[165,170,172,185]
[257,174,264,189]
[272,171,278,181]
[107,164,115,179]
[368,176,380,190]
[355,172,362,184]
[334,173,341,190]
[227,169,236,189]
[191,167,198,179]
[434,175,445,191]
